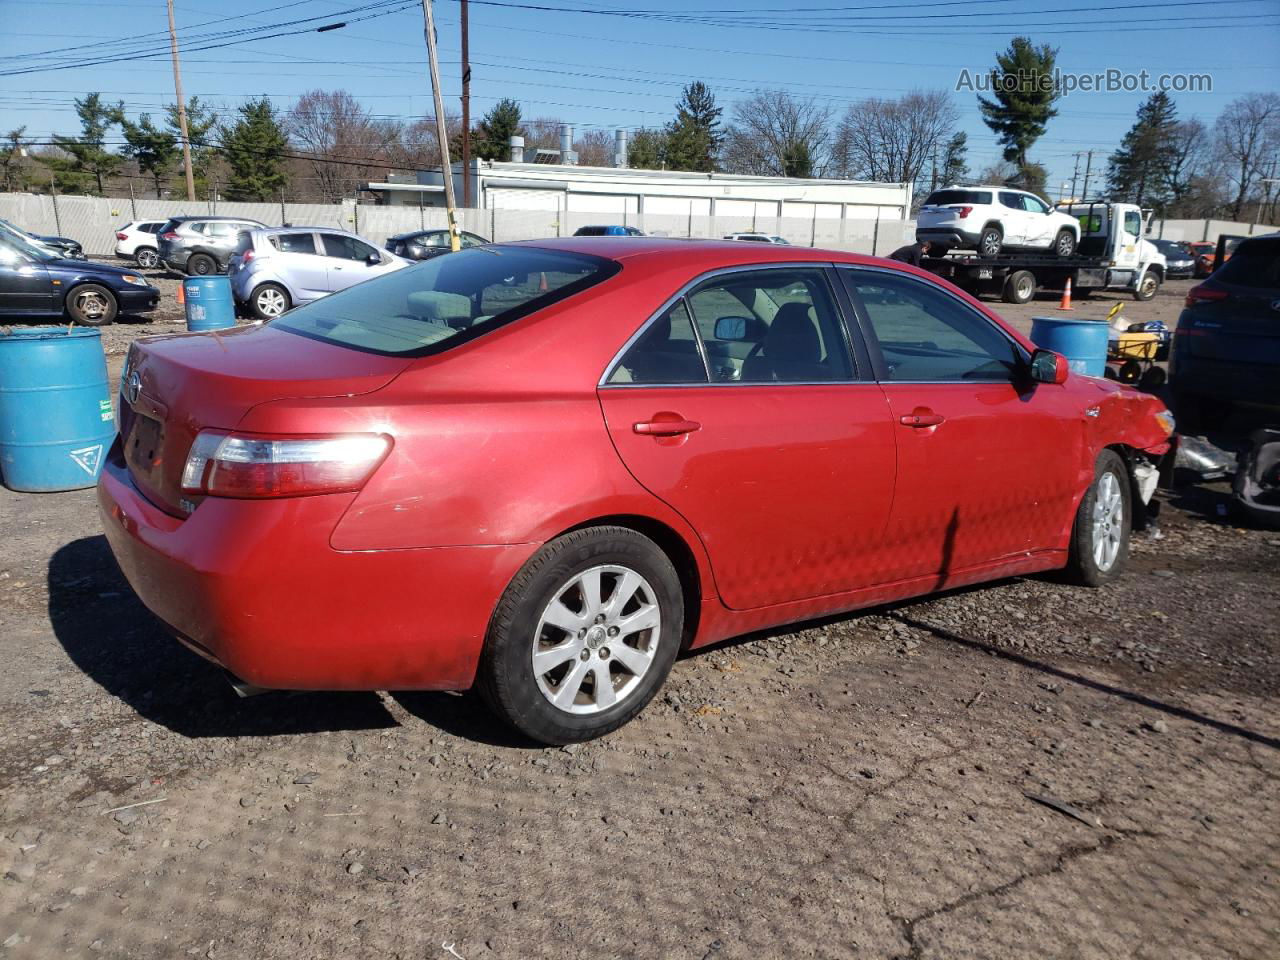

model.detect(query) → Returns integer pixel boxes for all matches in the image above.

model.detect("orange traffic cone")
[1057,276,1073,311]
[176,283,185,305]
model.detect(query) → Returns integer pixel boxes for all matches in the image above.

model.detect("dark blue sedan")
[0,231,159,326]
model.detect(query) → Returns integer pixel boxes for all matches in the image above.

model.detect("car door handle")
[900,411,945,427]
[633,418,701,437]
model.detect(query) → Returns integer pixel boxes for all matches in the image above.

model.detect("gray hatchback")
[157,215,267,276]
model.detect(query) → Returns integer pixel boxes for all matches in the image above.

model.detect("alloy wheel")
[73,289,108,321]
[137,248,159,269]
[256,288,287,317]
[531,564,661,715]
[1091,471,1124,571]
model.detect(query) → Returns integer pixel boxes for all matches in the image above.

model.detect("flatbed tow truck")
[918,201,1167,305]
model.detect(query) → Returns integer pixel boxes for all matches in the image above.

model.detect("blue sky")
[2,0,1279,193]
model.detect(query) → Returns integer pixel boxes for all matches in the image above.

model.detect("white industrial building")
[362,126,912,234]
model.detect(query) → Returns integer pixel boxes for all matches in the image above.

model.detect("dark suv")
[1171,232,1280,429]
[157,215,267,275]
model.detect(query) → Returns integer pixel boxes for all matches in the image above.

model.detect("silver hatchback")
[228,227,409,319]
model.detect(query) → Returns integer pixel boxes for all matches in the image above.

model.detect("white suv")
[113,220,167,268]
[916,186,1080,258]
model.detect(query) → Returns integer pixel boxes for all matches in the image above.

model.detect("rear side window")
[271,232,317,255]
[274,247,619,357]
[1214,239,1280,289]
[608,301,706,384]
[999,192,1025,210]
[926,190,992,206]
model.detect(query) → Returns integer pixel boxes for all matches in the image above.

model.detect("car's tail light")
[181,431,392,499]
[1185,284,1228,308]
[241,249,255,264]
[161,231,179,240]
[954,206,973,218]
[116,232,128,240]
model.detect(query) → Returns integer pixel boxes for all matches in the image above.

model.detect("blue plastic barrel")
[0,326,115,492]
[184,276,236,332]
[1030,316,1109,377]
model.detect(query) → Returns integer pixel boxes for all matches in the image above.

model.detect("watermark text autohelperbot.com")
[956,68,1212,97]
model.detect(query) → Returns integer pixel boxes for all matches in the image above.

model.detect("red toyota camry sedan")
[99,238,1174,744]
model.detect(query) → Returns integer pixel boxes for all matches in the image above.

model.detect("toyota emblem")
[125,370,142,405]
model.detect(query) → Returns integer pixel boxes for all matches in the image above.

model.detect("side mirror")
[714,315,751,341]
[366,252,381,266]
[1029,348,1069,385]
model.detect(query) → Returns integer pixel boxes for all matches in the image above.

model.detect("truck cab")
[1055,201,1166,300]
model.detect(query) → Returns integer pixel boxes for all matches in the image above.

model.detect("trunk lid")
[119,324,410,516]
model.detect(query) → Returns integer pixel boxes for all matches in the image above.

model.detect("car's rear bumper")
[916,227,980,247]
[1171,347,1280,409]
[97,453,532,691]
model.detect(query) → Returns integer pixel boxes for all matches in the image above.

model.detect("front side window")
[843,270,1023,382]
[608,301,706,384]
[687,269,853,383]
[274,247,618,357]
[321,233,378,261]
[1022,195,1050,214]
[1123,211,1142,237]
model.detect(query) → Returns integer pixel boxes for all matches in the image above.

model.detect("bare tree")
[393,114,462,172]
[830,89,958,188]
[523,117,563,157]
[1213,92,1280,220]
[721,90,832,177]
[1163,118,1211,215]
[288,90,402,202]
[574,129,614,167]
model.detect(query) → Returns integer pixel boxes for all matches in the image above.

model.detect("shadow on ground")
[47,535,398,739]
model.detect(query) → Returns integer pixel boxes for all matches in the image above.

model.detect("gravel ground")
[2,265,1277,959]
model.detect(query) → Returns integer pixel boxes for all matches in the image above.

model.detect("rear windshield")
[273,246,620,357]
[1214,238,1280,290]
[925,190,992,206]
[234,231,253,255]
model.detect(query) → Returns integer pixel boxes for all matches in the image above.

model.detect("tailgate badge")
[1271,299,1280,312]
[125,371,142,405]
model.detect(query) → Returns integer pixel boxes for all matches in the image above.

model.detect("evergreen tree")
[1106,92,1179,211]
[664,82,722,172]
[977,38,1060,185]
[166,97,218,198]
[219,97,289,201]
[51,93,124,195]
[940,131,969,185]
[2,127,34,192]
[474,98,522,161]
[627,128,668,169]
[121,113,178,198]
[781,140,813,178]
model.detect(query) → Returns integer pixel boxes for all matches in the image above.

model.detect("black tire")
[134,246,159,269]
[250,283,291,319]
[187,252,216,276]
[1002,269,1036,304]
[64,283,118,327]
[478,526,684,745]
[1138,366,1167,391]
[978,225,1003,257]
[1053,229,1077,258]
[1074,287,1095,300]
[1066,450,1132,587]
[1118,359,1143,383]
[929,245,950,258]
[1134,271,1160,301]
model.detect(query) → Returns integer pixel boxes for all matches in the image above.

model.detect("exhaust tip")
[224,670,275,698]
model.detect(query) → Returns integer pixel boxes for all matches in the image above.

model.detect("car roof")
[507,235,908,269]
[252,225,353,235]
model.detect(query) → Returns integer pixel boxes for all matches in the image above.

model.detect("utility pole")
[420,0,461,251]
[1070,152,1083,202]
[461,0,471,206]
[1080,150,1094,202]
[166,0,196,202]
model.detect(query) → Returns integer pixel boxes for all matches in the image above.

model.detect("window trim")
[837,264,1032,385]
[598,262,867,389]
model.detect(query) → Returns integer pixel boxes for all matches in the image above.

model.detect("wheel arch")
[61,279,118,316]
[556,513,705,649]
[1104,442,1156,531]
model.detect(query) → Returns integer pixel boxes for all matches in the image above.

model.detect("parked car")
[228,226,409,319]
[1188,241,1217,277]
[114,219,167,268]
[385,229,489,260]
[916,186,1080,258]
[724,233,790,244]
[99,237,1174,744]
[0,230,159,326]
[573,225,645,237]
[1171,232,1280,430]
[157,215,267,276]
[0,217,84,260]
[1150,239,1196,279]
